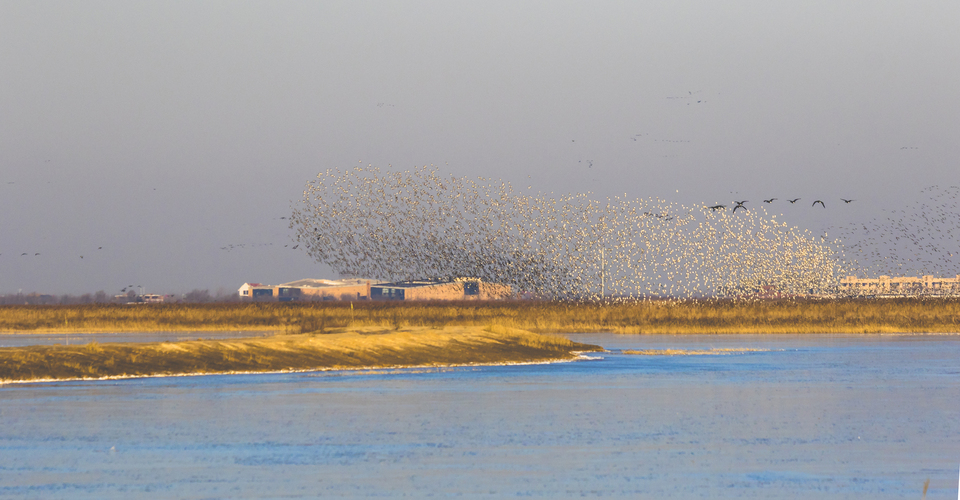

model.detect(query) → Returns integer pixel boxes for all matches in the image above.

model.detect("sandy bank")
[0,325,602,384]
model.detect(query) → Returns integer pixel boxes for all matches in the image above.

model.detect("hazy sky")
[2,1,958,295]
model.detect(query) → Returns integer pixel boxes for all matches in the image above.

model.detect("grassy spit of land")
[2,298,960,335]
[0,325,601,383]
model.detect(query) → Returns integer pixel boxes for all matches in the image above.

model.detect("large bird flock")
[291,166,848,300]
[835,185,960,280]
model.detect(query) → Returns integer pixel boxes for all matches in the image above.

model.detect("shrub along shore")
[0,325,601,383]
[1,298,960,335]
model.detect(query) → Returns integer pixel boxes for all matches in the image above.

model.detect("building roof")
[279,279,348,288]
[373,280,457,289]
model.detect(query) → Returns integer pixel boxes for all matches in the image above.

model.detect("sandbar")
[0,325,601,384]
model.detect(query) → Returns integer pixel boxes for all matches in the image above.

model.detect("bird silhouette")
[812,200,825,208]
[788,198,800,204]
[707,204,726,211]
[763,198,777,203]
[841,199,855,204]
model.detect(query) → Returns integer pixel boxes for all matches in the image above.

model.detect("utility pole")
[600,247,605,298]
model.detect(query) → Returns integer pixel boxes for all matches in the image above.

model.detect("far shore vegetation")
[0,325,601,383]
[2,298,960,335]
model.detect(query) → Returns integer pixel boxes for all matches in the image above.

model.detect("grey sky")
[2,1,958,295]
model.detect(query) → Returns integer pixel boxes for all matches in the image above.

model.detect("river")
[1,333,958,498]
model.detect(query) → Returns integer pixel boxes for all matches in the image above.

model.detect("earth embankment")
[0,325,601,384]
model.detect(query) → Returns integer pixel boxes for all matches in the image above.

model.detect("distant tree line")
[0,288,241,305]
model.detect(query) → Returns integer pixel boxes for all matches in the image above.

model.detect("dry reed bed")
[0,325,601,383]
[1,298,960,334]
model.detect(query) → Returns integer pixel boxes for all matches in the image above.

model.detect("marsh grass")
[1,298,960,335]
[0,326,601,383]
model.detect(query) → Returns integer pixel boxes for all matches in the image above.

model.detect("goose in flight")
[763,198,777,203]
[812,200,825,208]
[841,198,855,204]
[788,198,800,204]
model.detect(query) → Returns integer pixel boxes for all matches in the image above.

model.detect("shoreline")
[0,352,601,386]
[0,325,602,385]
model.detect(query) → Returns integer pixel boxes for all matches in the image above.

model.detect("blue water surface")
[1,333,958,499]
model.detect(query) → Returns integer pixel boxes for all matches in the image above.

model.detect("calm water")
[1,333,958,499]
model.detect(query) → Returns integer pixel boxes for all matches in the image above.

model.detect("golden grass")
[2,298,960,335]
[0,325,601,383]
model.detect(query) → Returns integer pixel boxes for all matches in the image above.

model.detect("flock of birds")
[835,184,960,280]
[708,198,854,212]
[3,247,102,259]
[291,166,849,300]
[7,166,955,300]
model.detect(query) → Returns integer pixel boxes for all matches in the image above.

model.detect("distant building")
[839,274,960,296]
[239,279,375,301]
[239,278,514,302]
[238,283,276,300]
[370,278,513,301]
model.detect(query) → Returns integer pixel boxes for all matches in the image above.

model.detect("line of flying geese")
[708,198,855,212]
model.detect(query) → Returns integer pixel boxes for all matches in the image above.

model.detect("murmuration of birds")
[834,184,960,283]
[290,166,848,301]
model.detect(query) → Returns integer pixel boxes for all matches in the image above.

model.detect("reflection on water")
[1,333,958,499]
[0,330,274,348]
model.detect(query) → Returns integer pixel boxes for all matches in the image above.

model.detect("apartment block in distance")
[838,274,960,296]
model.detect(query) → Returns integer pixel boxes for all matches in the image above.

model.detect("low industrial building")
[239,279,374,301]
[839,274,960,296]
[240,277,513,302]
[370,278,513,301]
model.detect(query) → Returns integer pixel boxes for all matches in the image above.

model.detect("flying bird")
[812,200,825,208]
[788,198,800,204]
[841,199,855,204]
[763,198,777,203]
[707,205,726,211]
